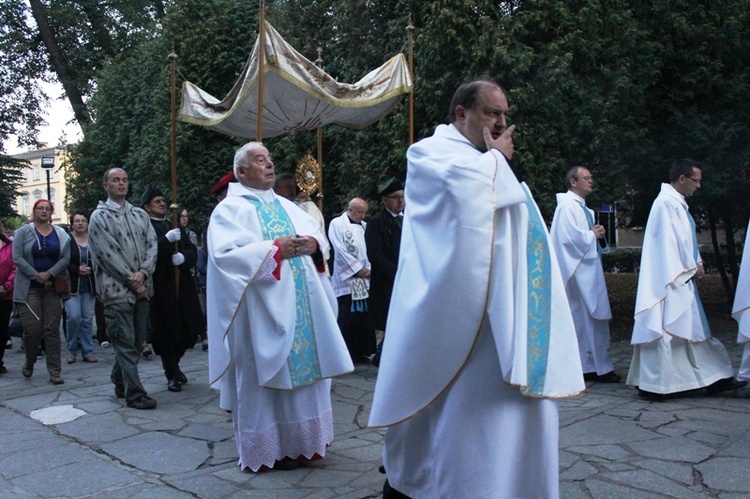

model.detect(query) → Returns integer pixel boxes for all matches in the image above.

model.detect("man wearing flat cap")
[141,187,203,393]
[365,177,404,367]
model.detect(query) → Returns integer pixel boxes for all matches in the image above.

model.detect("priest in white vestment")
[207,142,353,472]
[731,220,750,381]
[627,158,746,400]
[368,80,585,498]
[328,199,375,363]
[550,166,619,383]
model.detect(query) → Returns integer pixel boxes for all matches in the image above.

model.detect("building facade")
[12,146,68,225]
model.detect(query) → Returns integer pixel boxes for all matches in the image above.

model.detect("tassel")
[351,299,368,313]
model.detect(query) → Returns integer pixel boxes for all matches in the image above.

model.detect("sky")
[6,81,82,155]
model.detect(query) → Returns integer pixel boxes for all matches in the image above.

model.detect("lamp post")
[40,156,54,202]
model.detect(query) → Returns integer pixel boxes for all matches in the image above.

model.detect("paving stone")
[687,431,728,446]
[102,483,195,498]
[601,469,706,498]
[584,477,671,498]
[9,459,143,497]
[628,435,714,463]
[161,473,244,497]
[695,457,750,492]
[102,432,210,475]
[1,442,98,479]
[638,458,695,485]
[559,481,591,499]
[566,444,631,461]
[560,413,660,446]
[177,423,234,442]
[2,339,749,497]
[56,411,140,443]
[559,450,579,468]
[3,392,61,414]
[598,462,637,472]
[0,429,57,455]
[560,460,598,480]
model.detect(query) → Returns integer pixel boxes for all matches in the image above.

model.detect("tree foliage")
[34,0,750,304]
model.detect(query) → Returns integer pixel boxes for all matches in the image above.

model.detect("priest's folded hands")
[276,235,317,259]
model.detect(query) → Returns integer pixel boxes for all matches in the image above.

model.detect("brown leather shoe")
[127,395,157,409]
[83,355,98,363]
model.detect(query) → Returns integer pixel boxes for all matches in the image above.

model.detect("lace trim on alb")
[236,410,334,472]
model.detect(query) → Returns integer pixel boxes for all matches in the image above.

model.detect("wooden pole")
[257,0,266,141]
[407,20,415,145]
[169,49,180,297]
[315,47,324,212]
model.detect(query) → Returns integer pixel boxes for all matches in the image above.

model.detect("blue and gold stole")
[521,186,552,396]
[685,207,712,338]
[249,198,323,388]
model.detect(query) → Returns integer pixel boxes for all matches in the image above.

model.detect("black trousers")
[336,294,376,361]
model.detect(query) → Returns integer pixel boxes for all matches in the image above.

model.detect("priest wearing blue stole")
[627,159,746,400]
[368,81,585,498]
[550,166,619,383]
[206,142,353,472]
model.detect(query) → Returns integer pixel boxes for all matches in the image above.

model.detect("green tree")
[59,0,750,311]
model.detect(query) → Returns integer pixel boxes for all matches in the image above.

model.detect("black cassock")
[365,207,402,332]
[149,219,204,379]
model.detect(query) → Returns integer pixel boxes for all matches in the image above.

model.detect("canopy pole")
[407,19,414,145]
[168,49,180,297]
[257,0,266,141]
[315,47,324,212]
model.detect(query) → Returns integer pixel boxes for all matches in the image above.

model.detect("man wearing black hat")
[365,177,404,367]
[141,188,203,392]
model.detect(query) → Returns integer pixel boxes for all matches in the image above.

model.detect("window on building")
[49,188,55,205]
[33,163,41,181]
[33,190,42,201]
[21,193,30,216]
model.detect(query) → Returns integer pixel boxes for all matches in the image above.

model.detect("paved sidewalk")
[1,328,749,498]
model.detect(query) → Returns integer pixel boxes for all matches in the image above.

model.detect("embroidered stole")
[685,207,712,338]
[522,186,552,396]
[577,200,603,257]
[249,198,323,387]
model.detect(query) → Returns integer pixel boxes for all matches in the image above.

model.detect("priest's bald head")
[449,80,515,157]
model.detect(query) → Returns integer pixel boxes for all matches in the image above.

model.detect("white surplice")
[206,183,353,472]
[732,220,750,381]
[328,212,370,297]
[551,191,614,375]
[368,124,584,498]
[627,183,732,393]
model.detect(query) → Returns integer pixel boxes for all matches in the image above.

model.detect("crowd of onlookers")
[0,199,207,383]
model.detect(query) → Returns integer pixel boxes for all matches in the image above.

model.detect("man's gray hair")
[233,141,264,178]
[564,166,584,189]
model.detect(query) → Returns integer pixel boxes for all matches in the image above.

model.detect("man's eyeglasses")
[384,195,405,201]
[687,177,702,184]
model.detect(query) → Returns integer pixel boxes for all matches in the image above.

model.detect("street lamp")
[41,156,54,202]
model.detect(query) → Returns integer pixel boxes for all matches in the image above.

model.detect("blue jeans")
[65,292,95,357]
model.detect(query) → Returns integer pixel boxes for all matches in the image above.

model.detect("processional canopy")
[178,21,412,139]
